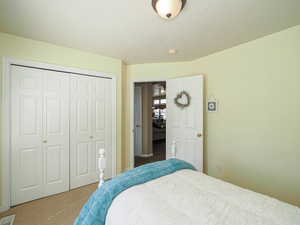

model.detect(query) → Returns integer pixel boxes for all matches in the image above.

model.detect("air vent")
[0,215,15,225]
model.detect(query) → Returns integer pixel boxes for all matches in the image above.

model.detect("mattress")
[106,169,300,225]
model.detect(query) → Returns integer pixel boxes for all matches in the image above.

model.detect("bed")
[75,149,300,225]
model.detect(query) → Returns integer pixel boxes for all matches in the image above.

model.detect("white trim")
[1,58,11,212]
[111,76,117,178]
[0,206,10,213]
[130,78,167,169]
[3,58,115,79]
[1,57,117,210]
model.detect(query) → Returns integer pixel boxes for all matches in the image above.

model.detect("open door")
[166,75,203,171]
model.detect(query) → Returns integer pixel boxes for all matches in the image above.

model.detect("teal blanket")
[74,159,195,225]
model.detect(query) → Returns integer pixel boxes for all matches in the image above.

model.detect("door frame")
[133,86,143,157]
[129,78,166,169]
[1,57,117,211]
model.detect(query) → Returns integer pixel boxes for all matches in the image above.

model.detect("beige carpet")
[0,183,97,225]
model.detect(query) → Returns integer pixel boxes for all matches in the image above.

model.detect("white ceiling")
[0,0,300,64]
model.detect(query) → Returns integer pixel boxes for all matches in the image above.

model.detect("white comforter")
[106,169,300,225]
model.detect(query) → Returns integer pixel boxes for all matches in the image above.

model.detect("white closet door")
[70,75,93,189]
[43,70,70,195]
[11,66,44,205]
[92,77,112,179]
[70,75,112,189]
[11,66,70,206]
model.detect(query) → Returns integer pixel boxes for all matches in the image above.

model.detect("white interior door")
[166,75,203,171]
[134,86,143,156]
[70,75,112,189]
[11,66,70,206]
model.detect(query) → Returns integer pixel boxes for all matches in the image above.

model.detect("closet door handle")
[90,136,94,139]
[43,140,47,143]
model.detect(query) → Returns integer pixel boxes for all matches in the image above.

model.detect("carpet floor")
[0,140,166,224]
[0,183,97,225]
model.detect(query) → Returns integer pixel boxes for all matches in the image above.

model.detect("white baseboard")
[0,206,9,213]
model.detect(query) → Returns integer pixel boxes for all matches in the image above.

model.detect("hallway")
[134,140,166,167]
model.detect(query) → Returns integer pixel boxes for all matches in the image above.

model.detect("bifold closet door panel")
[42,70,70,196]
[11,66,44,205]
[70,75,112,189]
[92,77,112,180]
[70,75,93,189]
[11,66,70,206]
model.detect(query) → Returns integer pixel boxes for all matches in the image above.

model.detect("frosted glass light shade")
[153,0,186,19]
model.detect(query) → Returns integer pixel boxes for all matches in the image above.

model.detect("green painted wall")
[124,25,300,206]
[0,32,123,208]
[1,24,300,209]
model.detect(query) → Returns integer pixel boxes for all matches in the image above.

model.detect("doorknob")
[197,133,202,137]
[43,140,47,143]
[136,125,141,128]
[90,136,94,139]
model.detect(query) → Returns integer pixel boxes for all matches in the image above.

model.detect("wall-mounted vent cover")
[0,215,15,225]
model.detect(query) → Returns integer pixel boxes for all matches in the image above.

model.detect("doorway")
[133,82,166,167]
[130,75,203,171]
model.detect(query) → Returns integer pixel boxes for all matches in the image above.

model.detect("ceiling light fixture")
[152,0,187,20]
